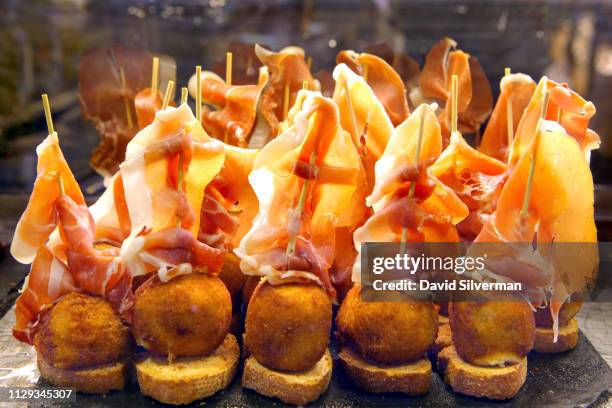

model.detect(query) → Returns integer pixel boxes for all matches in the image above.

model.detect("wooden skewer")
[451,75,458,134]
[520,83,550,219]
[226,52,233,86]
[283,81,291,119]
[302,80,308,90]
[41,94,54,135]
[306,56,312,70]
[196,66,202,122]
[286,148,318,257]
[162,80,175,110]
[57,173,65,196]
[151,57,159,96]
[399,106,427,249]
[43,95,64,195]
[505,68,514,148]
[258,67,265,84]
[176,153,184,227]
[223,54,232,140]
[224,54,232,140]
[119,67,134,128]
[181,87,188,105]
[408,111,427,196]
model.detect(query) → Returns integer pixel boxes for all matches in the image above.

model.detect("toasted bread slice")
[437,345,526,400]
[534,317,578,353]
[135,334,239,405]
[338,346,431,395]
[37,356,128,394]
[429,323,452,363]
[242,348,332,406]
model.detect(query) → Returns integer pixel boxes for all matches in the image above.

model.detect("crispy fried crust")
[534,318,578,353]
[449,301,534,366]
[242,349,332,406]
[337,285,438,365]
[35,293,131,370]
[37,355,128,394]
[429,323,453,363]
[133,274,232,358]
[245,282,332,372]
[135,334,239,405]
[437,345,527,400]
[338,346,431,395]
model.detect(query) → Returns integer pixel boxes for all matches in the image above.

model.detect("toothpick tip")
[41,94,54,135]
[162,80,175,110]
[151,56,160,95]
[226,53,233,86]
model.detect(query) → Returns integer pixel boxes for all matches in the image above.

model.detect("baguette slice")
[136,334,239,405]
[242,348,332,406]
[37,356,128,394]
[534,317,578,353]
[338,346,431,395]
[437,345,526,400]
[429,323,453,363]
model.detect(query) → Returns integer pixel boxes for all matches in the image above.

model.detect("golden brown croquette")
[35,293,130,370]
[132,273,231,358]
[245,281,332,372]
[337,285,438,365]
[449,301,535,366]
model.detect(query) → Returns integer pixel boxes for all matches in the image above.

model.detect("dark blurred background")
[1,0,612,194]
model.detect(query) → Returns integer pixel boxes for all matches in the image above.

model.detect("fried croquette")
[533,301,582,328]
[449,301,535,366]
[245,281,332,372]
[133,273,231,358]
[337,285,438,365]
[217,253,247,304]
[35,293,130,370]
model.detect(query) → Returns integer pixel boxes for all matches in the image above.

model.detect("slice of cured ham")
[200,145,259,250]
[509,77,600,165]
[235,91,367,297]
[119,103,227,279]
[78,46,176,178]
[332,64,394,194]
[412,37,493,143]
[479,73,536,162]
[473,126,597,340]
[431,131,507,240]
[255,45,318,136]
[337,50,410,126]
[11,132,84,264]
[352,103,468,282]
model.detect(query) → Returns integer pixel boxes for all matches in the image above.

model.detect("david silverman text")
[372,279,522,292]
